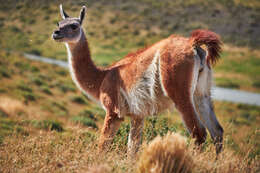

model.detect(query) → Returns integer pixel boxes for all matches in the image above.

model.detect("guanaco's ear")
[60,4,69,19]
[79,6,86,25]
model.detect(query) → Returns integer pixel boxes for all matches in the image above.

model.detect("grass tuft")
[70,95,87,105]
[71,116,97,129]
[21,92,37,102]
[17,81,33,92]
[215,78,240,89]
[40,86,52,95]
[32,120,64,132]
[78,109,96,120]
[0,109,8,118]
[56,82,76,93]
[31,77,45,86]
[0,67,10,78]
[137,132,192,173]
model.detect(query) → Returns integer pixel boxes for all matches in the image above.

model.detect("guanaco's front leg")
[128,116,144,157]
[99,70,123,151]
[99,110,123,151]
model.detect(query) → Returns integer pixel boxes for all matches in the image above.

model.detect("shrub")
[144,116,158,142]
[215,78,240,89]
[71,116,97,129]
[133,29,140,35]
[17,82,33,92]
[10,26,21,33]
[31,77,45,86]
[252,81,260,88]
[137,133,193,173]
[56,83,76,93]
[30,66,39,72]
[52,101,67,112]
[40,86,52,95]
[29,49,41,56]
[56,69,68,76]
[14,61,31,72]
[44,15,50,20]
[22,92,36,102]
[17,82,37,102]
[15,127,29,136]
[0,67,10,78]
[110,17,116,24]
[32,120,63,132]
[70,96,87,105]
[113,123,130,147]
[28,19,36,24]
[0,109,8,117]
[78,109,96,120]
[92,106,106,119]
[0,89,6,93]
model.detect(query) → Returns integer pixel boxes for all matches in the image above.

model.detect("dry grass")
[2,131,257,173]
[0,97,25,117]
[137,133,192,173]
[191,146,259,173]
[87,164,111,173]
[0,51,259,172]
[137,132,259,173]
[0,130,134,173]
[0,100,259,173]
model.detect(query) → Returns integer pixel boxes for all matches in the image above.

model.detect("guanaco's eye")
[70,24,78,30]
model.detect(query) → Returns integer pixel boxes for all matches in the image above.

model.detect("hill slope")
[0,0,260,92]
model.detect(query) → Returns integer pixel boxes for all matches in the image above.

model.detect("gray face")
[53,18,81,43]
[52,5,86,43]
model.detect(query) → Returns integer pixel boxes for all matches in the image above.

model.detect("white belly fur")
[118,50,174,117]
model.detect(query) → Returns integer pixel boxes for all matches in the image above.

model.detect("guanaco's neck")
[66,30,106,101]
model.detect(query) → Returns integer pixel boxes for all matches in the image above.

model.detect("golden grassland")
[0,51,259,172]
[138,133,259,173]
[0,121,259,172]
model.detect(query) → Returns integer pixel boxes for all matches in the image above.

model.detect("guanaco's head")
[52,5,86,43]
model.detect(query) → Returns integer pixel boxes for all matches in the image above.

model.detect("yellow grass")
[137,133,192,173]
[0,131,134,173]
[87,164,111,173]
[137,132,259,173]
[0,97,25,117]
[1,130,259,173]
[0,52,259,172]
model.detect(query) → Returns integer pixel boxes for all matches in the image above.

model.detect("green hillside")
[0,0,259,92]
[0,0,259,172]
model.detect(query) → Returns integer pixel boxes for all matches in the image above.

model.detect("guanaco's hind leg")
[128,116,144,156]
[194,66,224,153]
[194,94,223,153]
[170,94,207,144]
[160,55,207,144]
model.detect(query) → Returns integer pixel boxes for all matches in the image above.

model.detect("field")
[0,0,259,172]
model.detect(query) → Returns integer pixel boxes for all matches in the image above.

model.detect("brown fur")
[190,29,222,66]
[67,35,106,100]
[53,5,223,155]
[68,33,215,151]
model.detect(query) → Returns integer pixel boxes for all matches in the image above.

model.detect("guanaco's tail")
[190,29,222,66]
